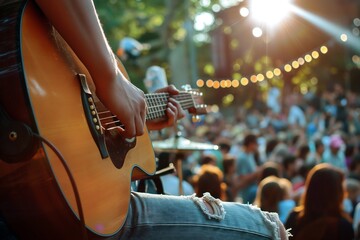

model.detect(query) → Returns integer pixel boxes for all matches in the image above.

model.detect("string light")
[231,79,240,87]
[250,75,258,83]
[257,74,265,82]
[298,57,305,65]
[206,79,214,87]
[240,77,249,86]
[311,51,319,59]
[226,79,232,87]
[320,46,328,54]
[220,80,227,88]
[304,54,312,62]
[197,44,330,89]
[273,68,282,76]
[197,79,204,87]
[266,70,274,79]
[284,64,292,72]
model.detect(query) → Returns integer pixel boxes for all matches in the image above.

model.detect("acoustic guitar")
[0,1,205,239]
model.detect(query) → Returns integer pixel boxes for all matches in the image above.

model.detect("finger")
[166,84,179,95]
[134,114,145,136]
[166,104,176,126]
[121,124,135,138]
[169,98,185,119]
[155,84,179,95]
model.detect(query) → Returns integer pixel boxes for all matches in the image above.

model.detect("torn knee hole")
[191,192,226,220]
[203,200,215,214]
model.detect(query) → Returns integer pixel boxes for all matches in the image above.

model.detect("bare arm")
[34,0,146,138]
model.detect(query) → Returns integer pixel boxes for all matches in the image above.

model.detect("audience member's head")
[282,154,297,179]
[254,176,283,213]
[200,154,216,166]
[329,135,344,154]
[243,134,258,152]
[193,164,226,200]
[314,139,324,154]
[260,161,280,181]
[265,138,279,157]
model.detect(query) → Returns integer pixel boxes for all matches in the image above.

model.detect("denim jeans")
[118,192,285,240]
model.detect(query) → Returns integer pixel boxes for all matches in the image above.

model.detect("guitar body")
[0,1,155,239]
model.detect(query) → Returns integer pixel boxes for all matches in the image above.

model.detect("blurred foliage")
[94,0,188,88]
[92,0,240,93]
[92,0,357,110]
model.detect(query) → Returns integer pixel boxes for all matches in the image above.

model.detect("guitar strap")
[137,164,175,194]
[0,104,39,163]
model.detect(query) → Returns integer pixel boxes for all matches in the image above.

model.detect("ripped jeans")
[118,192,287,240]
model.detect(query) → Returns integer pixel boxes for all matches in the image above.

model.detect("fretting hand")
[146,85,186,131]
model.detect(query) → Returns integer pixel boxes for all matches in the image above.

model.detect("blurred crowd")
[151,82,360,240]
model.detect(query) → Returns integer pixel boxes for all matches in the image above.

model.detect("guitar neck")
[145,92,194,120]
[97,90,203,130]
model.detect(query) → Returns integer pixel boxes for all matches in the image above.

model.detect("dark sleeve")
[284,210,299,236]
[339,218,354,240]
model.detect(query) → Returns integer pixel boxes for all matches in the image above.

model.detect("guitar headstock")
[181,85,207,116]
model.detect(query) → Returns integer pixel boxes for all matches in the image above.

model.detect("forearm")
[34,0,118,85]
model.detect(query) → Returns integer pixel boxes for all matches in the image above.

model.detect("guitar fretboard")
[145,92,195,120]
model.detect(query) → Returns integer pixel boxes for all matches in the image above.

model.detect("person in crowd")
[281,154,298,182]
[259,161,281,181]
[322,135,347,172]
[222,156,237,202]
[192,164,228,200]
[294,144,310,174]
[254,177,283,214]
[254,176,295,223]
[286,93,307,130]
[306,139,324,166]
[278,178,296,223]
[0,1,289,239]
[343,178,360,218]
[345,144,356,170]
[349,154,360,181]
[234,133,263,204]
[285,163,354,240]
[268,132,290,163]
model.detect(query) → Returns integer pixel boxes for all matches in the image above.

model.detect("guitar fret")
[144,91,199,121]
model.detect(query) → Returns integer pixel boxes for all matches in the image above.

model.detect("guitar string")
[97,99,196,117]
[98,103,196,127]
[97,100,195,116]
[96,92,202,128]
[97,101,198,128]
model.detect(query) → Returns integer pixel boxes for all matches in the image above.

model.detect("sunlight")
[250,0,292,27]
[291,5,360,52]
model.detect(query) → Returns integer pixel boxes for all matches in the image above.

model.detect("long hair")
[297,163,347,223]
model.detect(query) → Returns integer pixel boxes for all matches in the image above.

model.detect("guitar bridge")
[77,74,109,159]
